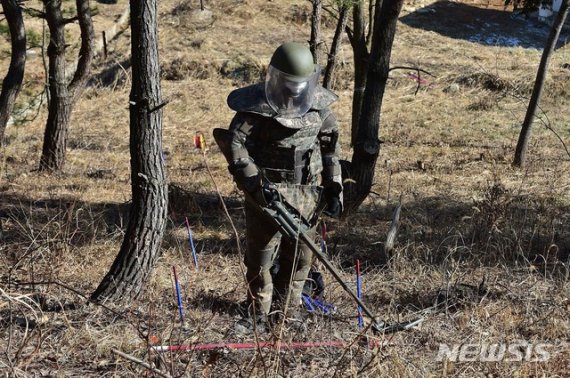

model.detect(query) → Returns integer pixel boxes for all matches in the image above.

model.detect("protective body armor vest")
[227,83,338,186]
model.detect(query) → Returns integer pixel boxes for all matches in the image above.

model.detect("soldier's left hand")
[323,189,342,218]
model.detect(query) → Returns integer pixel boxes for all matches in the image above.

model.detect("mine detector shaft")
[214,128,423,334]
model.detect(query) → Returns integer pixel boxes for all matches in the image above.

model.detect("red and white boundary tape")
[152,339,385,352]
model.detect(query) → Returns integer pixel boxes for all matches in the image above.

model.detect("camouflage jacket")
[224,83,343,202]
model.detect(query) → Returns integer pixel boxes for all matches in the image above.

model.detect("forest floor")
[1,0,570,376]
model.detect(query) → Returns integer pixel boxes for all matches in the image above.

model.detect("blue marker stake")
[185,217,199,272]
[302,294,316,313]
[356,259,364,329]
[313,298,336,315]
[320,220,327,253]
[303,294,336,315]
[173,266,184,324]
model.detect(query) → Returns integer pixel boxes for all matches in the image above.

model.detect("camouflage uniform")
[224,82,343,315]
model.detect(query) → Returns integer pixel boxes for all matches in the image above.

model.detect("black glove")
[252,183,279,206]
[323,187,342,218]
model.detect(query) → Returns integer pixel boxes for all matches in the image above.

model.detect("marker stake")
[172,266,184,324]
[185,217,199,272]
[356,259,363,329]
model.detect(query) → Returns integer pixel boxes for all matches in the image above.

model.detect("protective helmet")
[265,42,320,118]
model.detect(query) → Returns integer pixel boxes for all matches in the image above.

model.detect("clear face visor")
[265,64,320,118]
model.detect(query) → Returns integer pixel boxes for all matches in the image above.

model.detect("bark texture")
[0,0,26,143]
[39,0,94,172]
[309,0,321,64]
[323,4,349,90]
[343,0,404,213]
[346,1,371,146]
[91,0,168,302]
[513,0,569,167]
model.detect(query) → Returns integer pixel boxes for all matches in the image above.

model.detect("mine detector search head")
[212,128,424,335]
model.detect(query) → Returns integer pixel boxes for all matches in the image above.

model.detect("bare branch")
[384,196,402,256]
[367,0,375,44]
[388,65,434,76]
[0,0,26,140]
[6,279,125,319]
[68,0,94,97]
[389,66,435,95]
[321,3,339,17]
[148,100,168,114]
[309,0,322,64]
[535,107,570,160]
[62,15,79,24]
[345,25,355,46]
[111,349,172,378]
[21,6,44,18]
[323,3,349,89]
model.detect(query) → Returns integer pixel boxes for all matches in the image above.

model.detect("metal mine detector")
[213,128,424,334]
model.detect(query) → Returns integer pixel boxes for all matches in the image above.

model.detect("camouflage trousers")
[244,184,322,315]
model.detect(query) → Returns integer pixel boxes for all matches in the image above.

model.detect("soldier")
[216,42,343,334]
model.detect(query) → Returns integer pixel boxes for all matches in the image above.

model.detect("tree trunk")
[69,0,96,97]
[347,1,370,146]
[39,0,94,172]
[323,4,349,90]
[39,0,69,171]
[513,0,569,167]
[0,0,26,144]
[343,0,404,213]
[309,0,321,64]
[91,0,167,303]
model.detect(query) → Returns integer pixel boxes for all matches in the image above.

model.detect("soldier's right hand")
[252,183,279,206]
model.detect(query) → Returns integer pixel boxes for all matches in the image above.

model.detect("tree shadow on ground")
[329,192,570,270]
[187,292,245,317]
[0,193,132,249]
[168,183,243,228]
[0,186,243,252]
[399,1,570,49]
[88,58,132,89]
[164,183,246,254]
[2,184,568,273]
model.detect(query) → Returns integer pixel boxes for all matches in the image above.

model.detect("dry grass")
[1,0,570,376]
